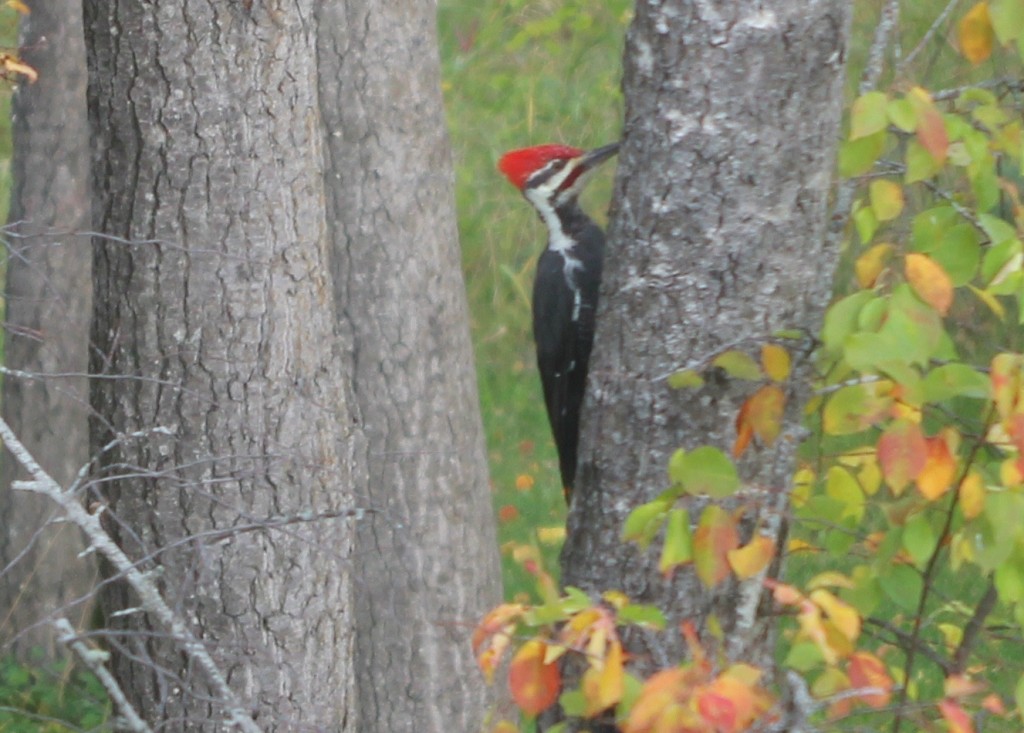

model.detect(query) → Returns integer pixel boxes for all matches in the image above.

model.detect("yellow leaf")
[959,2,995,64]
[727,535,775,580]
[536,525,566,545]
[6,0,29,14]
[909,87,949,164]
[869,179,904,221]
[582,639,624,716]
[855,243,894,288]
[959,471,986,519]
[0,55,36,83]
[810,589,861,643]
[905,253,954,315]
[969,284,1006,318]
[761,343,791,382]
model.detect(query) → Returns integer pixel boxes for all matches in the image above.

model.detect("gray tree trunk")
[316,3,502,731]
[563,0,850,721]
[84,2,357,728]
[0,0,92,658]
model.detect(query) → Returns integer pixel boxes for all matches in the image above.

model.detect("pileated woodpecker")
[498,142,619,501]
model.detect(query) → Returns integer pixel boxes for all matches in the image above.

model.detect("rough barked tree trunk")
[0,0,92,658]
[316,4,502,732]
[84,3,357,728]
[563,0,850,719]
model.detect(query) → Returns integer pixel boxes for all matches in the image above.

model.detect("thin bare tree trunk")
[84,2,356,728]
[316,3,502,731]
[560,0,850,726]
[0,0,92,658]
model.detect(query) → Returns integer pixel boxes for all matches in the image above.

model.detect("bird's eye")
[549,160,567,171]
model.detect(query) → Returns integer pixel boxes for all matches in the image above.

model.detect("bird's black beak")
[578,142,620,171]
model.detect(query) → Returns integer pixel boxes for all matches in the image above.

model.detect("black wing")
[532,245,601,497]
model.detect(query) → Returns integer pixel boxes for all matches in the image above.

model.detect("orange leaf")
[855,243,894,288]
[473,603,525,682]
[761,343,791,382]
[498,504,520,523]
[981,694,1007,715]
[698,665,772,733]
[909,87,949,164]
[878,419,928,494]
[734,385,786,457]
[847,652,893,709]
[693,505,740,587]
[508,640,561,716]
[918,435,957,500]
[727,535,775,580]
[958,2,995,64]
[905,253,954,315]
[938,698,975,733]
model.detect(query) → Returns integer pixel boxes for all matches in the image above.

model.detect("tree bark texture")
[565,0,851,676]
[316,3,502,732]
[84,3,356,728]
[0,0,93,658]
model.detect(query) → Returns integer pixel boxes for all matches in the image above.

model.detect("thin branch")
[932,77,1024,102]
[896,0,962,75]
[52,617,152,733]
[860,0,900,95]
[951,580,999,673]
[891,406,995,733]
[864,616,951,674]
[0,417,261,733]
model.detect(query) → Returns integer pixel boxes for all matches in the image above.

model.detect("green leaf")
[911,206,958,252]
[622,499,670,548]
[671,446,740,498]
[978,212,1018,246]
[785,641,825,671]
[822,290,875,354]
[887,97,917,132]
[931,223,981,285]
[902,513,937,568]
[994,551,1024,604]
[851,91,890,139]
[558,689,587,717]
[618,603,667,630]
[923,363,990,402]
[991,0,1024,45]
[667,369,705,389]
[712,350,762,380]
[839,131,886,177]
[822,383,886,436]
[826,466,865,522]
[878,564,923,612]
[853,201,879,244]
[659,508,693,573]
[905,138,943,182]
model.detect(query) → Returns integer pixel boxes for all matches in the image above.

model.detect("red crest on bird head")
[498,144,584,190]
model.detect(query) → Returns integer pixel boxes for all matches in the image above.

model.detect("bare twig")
[865,616,951,674]
[52,617,152,733]
[860,0,900,95]
[0,417,261,733]
[896,0,962,75]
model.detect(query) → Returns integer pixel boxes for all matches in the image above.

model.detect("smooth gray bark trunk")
[0,0,93,658]
[84,3,356,728]
[316,3,502,731]
[561,0,850,726]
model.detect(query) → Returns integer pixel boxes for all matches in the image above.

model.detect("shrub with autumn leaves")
[475,3,1024,733]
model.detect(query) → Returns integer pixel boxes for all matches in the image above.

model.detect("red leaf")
[847,652,893,709]
[693,505,741,587]
[938,699,974,733]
